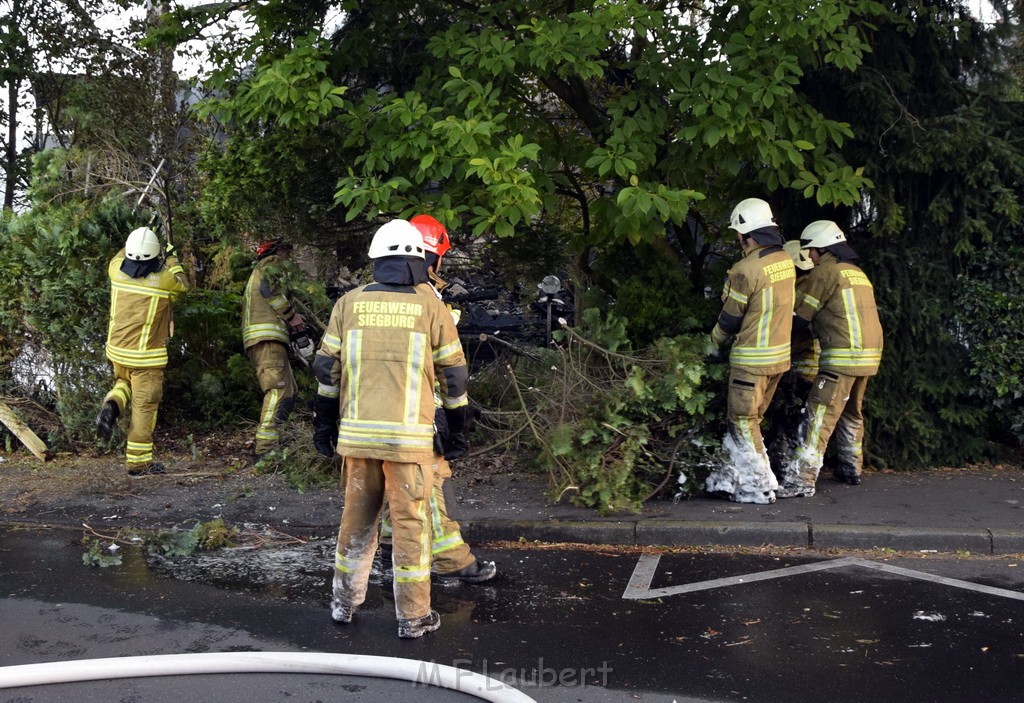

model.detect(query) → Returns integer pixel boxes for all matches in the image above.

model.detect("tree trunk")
[3,76,19,211]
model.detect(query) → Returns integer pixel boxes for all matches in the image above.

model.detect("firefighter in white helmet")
[776,220,883,497]
[95,226,188,475]
[704,198,795,504]
[311,218,470,638]
[368,214,496,585]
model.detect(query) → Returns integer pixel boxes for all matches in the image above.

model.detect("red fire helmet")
[256,240,280,257]
[409,215,451,257]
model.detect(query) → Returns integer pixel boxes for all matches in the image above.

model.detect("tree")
[172,0,879,277]
[778,0,1024,466]
[0,0,137,210]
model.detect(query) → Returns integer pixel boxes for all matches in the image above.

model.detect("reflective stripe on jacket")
[712,245,795,376]
[105,251,187,368]
[315,282,469,463]
[242,255,295,349]
[791,275,820,380]
[793,252,883,376]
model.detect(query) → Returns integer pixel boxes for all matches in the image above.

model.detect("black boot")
[95,401,119,440]
[437,559,497,584]
[398,610,441,639]
[833,466,861,485]
[128,462,166,477]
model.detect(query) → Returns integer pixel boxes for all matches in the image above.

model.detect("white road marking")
[622,554,1024,602]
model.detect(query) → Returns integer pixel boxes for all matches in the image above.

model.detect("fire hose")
[0,651,537,702]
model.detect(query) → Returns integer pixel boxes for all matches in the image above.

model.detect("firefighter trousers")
[379,455,475,574]
[333,457,433,621]
[246,341,297,455]
[766,372,813,478]
[781,370,869,489]
[104,362,164,467]
[704,368,782,504]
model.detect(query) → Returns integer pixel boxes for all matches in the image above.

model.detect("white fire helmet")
[799,220,846,249]
[125,227,161,261]
[368,219,426,260]
[783,240,814,271]
[729,198,776,234]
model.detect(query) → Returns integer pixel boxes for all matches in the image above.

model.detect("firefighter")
[776,221,883,498]
[95,226,188,475]
[703,198,795,504]
[311,218,471,639]
[242,240,307,459]
[371,214,496,585]
[766,241,819,475]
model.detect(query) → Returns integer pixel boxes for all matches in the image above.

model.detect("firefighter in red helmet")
[242,239,306,458]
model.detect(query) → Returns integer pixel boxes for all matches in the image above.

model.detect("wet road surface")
[2,528,1024,702]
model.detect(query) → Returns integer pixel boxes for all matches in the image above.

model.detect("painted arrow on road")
[622,554,1024,602]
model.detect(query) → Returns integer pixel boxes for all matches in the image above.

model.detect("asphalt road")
[2,528,1023,702]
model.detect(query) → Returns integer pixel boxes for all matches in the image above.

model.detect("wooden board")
[0,400,49,462]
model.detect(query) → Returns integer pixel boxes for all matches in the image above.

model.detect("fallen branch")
[477,333,543,361]
[465,422,529,458]
[0,400,49,462]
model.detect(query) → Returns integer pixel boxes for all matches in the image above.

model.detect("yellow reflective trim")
[337,427,433,439]
[260,389,279,436]
[336,434,434,449]
[758,287,773,347]
[429,490,443,535]
[842,288,862,349]
[345,330,362,419]
[337,418,434,430]
[432,533,465,555]
[432,339,461,362]
[442,393,468,409]
[111,280,170,299]
[322,333,342,351]
[335,553,362,573]
[405,333,426,426]
[727,288,748,305]
[318,383,340,398]
[807,402,828,452]
[138,295,160,350]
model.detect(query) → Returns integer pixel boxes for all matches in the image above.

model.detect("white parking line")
[622,554,1024,602]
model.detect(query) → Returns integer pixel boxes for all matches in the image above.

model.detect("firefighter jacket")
[793,252,883,376]
[105,250,188,369]
[791,275,820,381]
[312,275,469,463]
[242,255,297,350]
[711,244,795,376]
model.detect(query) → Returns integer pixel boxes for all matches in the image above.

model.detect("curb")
[462,518,1023,554]
[811,525,991,553]
[636,520,807,548]
[462,519,636,546]
[990,529,1024,555]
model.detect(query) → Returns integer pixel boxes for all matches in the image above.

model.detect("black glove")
[312,394,339,458]
[442,406,472,460]
[433,407,449,456]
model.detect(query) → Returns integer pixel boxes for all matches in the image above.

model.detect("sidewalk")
[6,462,1023,554]
[454,468,1024,554]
